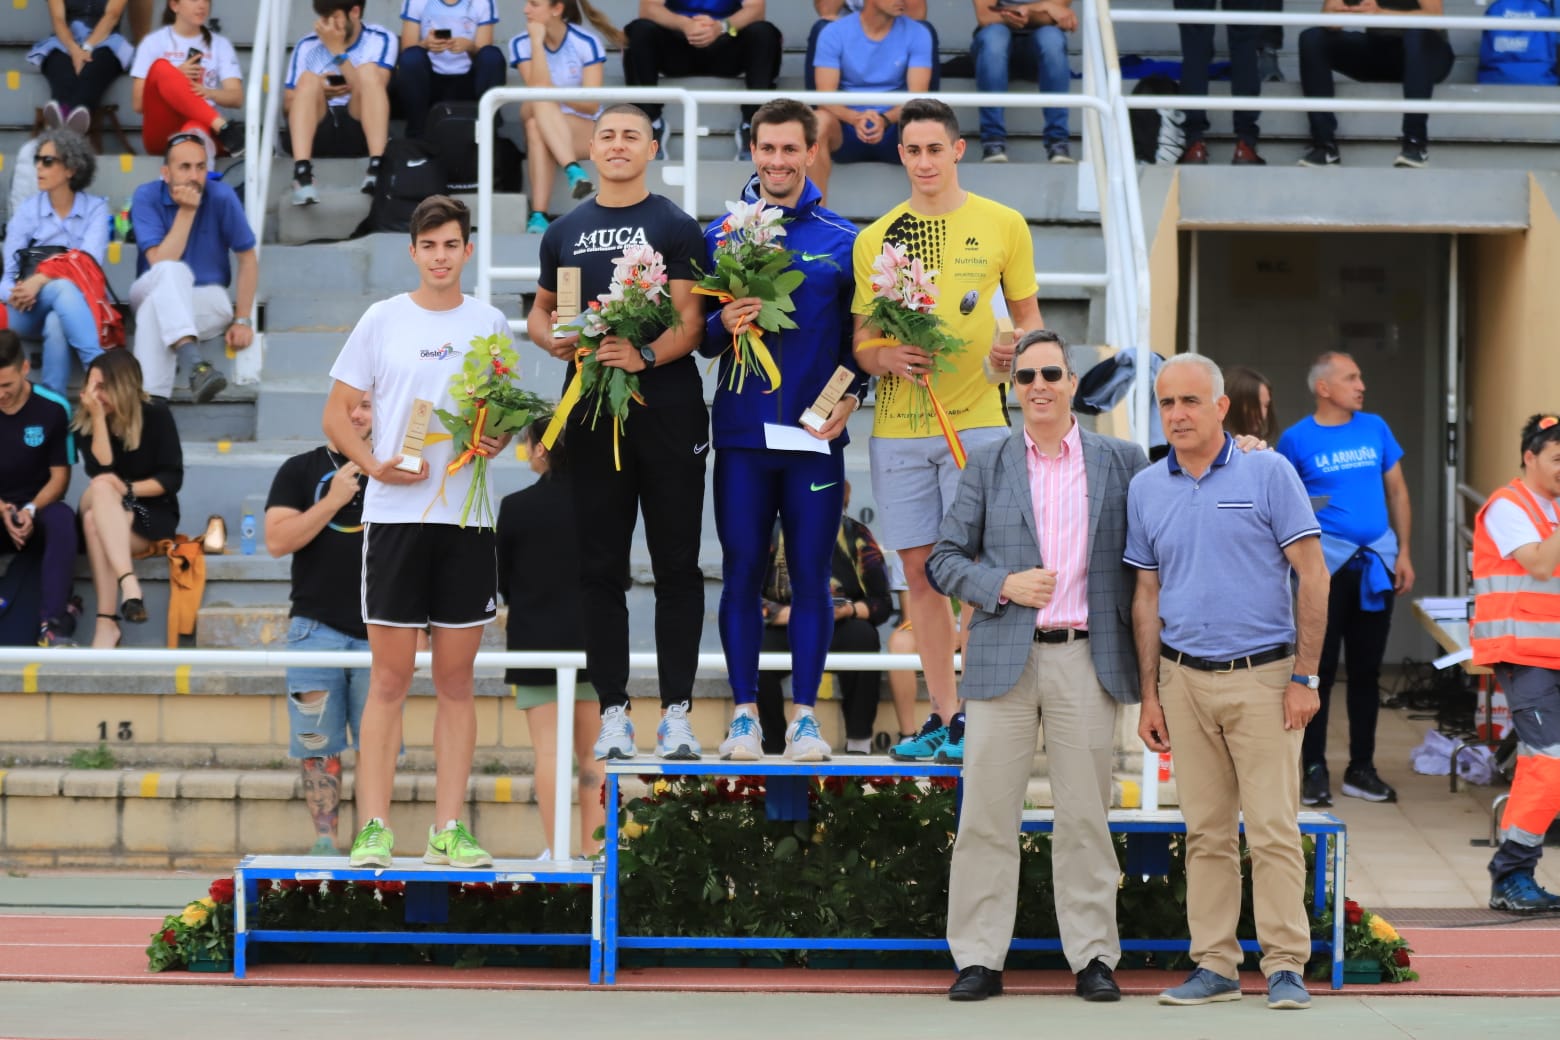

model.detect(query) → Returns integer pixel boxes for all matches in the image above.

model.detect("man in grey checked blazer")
[929,330,1148,1003]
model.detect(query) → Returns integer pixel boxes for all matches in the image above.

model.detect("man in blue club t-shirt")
[1277,351,1414,808]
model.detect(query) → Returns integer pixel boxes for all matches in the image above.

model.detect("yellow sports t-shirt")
[852,193,1038,438]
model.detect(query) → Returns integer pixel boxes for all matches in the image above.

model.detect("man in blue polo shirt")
[129,132,258,404]
[1126,353,1329,1012]
[1277,351,1413,807]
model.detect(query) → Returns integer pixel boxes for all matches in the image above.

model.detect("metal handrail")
[240,0,273,237]
[1112,9,1560,30]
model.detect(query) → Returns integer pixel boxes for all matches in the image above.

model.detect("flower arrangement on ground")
[692,198,808,393]
[544,245,679,468]
[146,877,234,972]
[857,243,967,465]
[434,332,550,528]
[1320,898,1418,982]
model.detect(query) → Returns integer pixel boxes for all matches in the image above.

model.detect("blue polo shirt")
[1124,434,1321,659]
[130,177,255,287]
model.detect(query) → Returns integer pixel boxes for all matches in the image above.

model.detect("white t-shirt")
[131,27,244,99]
[401,0,499,75]
[329,293,511,527]
[286,23,399,107]
[507,24,606,120]
[1487,490,1560,559]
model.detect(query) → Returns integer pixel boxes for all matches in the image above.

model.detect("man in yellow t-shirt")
[852,96,1043,764]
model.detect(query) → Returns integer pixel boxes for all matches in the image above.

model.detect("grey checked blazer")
[928,427,1149,704]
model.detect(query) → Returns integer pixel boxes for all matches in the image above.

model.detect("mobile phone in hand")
[186,47,202,61]
[433,28,452,39]
[326,73,347,87]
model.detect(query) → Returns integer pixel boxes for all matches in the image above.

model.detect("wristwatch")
[231,317,253,327]
[638,345,656,369]
[21,502,35,517]
[1290,673,1321,690]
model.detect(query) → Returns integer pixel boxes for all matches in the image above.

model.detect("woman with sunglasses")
[1,129,108,397]
[28,0,135,135]
[129,0,245,157]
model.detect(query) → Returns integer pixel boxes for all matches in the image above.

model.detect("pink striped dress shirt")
[1026,421,1089,631]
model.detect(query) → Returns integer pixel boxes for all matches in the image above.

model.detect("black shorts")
[361,522,497,629]
[282,107,368,158]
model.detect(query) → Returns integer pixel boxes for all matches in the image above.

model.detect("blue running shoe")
[1159,967,1241,1005]
[890,715,947,761]
[935,729,964,764]
[1490,871,1560,913]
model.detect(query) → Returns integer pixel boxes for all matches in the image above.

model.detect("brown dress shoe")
[1179,141,1209,165]
[201,514,227,555]
[1232,140,1267,165]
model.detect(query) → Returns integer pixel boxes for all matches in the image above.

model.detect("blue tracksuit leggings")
[715,446,845,707]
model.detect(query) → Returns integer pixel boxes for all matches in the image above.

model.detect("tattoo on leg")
[302,756,343,840]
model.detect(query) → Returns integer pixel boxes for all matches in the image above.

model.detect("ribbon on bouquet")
[691,286,781,394]
[423,406,488,521]
[859,337,967,469]
[541,346,643,471]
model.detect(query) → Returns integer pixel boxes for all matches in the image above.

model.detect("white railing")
[241,0,287,250]
[0,647,930,862]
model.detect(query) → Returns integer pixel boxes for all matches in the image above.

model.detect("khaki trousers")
[947,640,1121,973]
[1159,655,1310,977]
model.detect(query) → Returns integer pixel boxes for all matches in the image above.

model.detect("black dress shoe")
[1075,957,1121,1002]
[948,965,1004,1001]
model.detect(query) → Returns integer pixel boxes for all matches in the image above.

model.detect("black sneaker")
[1341,764,1397,803]
[1394,139,1428,168]
[982,141,1008,163]
[38,619,76,648]
[190,361,228,404]
[215,120,246,159]
[1301,763,1332,807]
[1298,142,1340,168]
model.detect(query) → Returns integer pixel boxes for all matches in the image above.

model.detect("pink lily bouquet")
[433,333,550,528]
[860,243,966,460]
[544,245,679,467]
[693,198,807,393]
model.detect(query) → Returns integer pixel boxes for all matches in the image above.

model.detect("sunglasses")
[1013,366,1068,386]
[34,154,61,167]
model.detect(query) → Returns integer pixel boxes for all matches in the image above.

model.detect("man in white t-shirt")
[286,0,400,205]
[1470,413,1560,914]
[323,195,512,870]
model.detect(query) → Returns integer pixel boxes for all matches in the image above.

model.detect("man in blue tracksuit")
[703,97,865,762]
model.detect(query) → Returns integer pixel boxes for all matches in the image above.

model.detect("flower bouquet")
[692,198,809,393]
[858,242,968,466]
[433,332,551,529]
[1325,898,1418,983]
[146,877,235,972]
[543,244,679,469]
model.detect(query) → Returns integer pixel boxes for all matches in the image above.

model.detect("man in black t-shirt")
[264,390,372,855]
[526,103,709,763]
[0,331,77,647]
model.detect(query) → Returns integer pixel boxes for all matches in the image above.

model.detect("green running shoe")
[348,819,394,867]
[424,821,493,868]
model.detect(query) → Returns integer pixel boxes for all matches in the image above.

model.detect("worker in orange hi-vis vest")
[1471,412,1560,914]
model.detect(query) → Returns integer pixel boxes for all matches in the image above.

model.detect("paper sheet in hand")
[764,422,829,455]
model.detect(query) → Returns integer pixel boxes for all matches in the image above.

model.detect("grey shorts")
[868,426,1009,550]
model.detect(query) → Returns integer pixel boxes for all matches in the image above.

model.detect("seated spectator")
[29,0,135,135]
[510,0,623,234]
[971,0,1077,164]
[394,0,506,139]
[810,0,935,202]
[806,0,939,91]
[757,485,893,756]
[73,350,182,649]
[286,0,399,206]
[497,420,604,858]
[128,132,256,403]
[0,331,79,648]
[1,129,108,397]
[623,0,782,159]
[129,0,245,157]
[1174,0,1281,164]
[1298,0,1454,168]
[264,390,373,855]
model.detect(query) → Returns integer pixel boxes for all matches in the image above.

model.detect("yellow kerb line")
[494,777,513,803]
[22,663,40,693]
[175,665,191,694]
[140,773,161,798]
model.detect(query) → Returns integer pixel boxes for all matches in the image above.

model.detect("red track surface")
[2,914,1556,995]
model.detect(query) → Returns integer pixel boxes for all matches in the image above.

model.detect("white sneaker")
[784,713,832,762]
[656,701,702,760]
[290,179,319,206]
[593,704,637,760]
[719,711,763,761]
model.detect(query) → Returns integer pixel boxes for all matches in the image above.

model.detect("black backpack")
[353,138,445,236]
[425,100,480,191]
